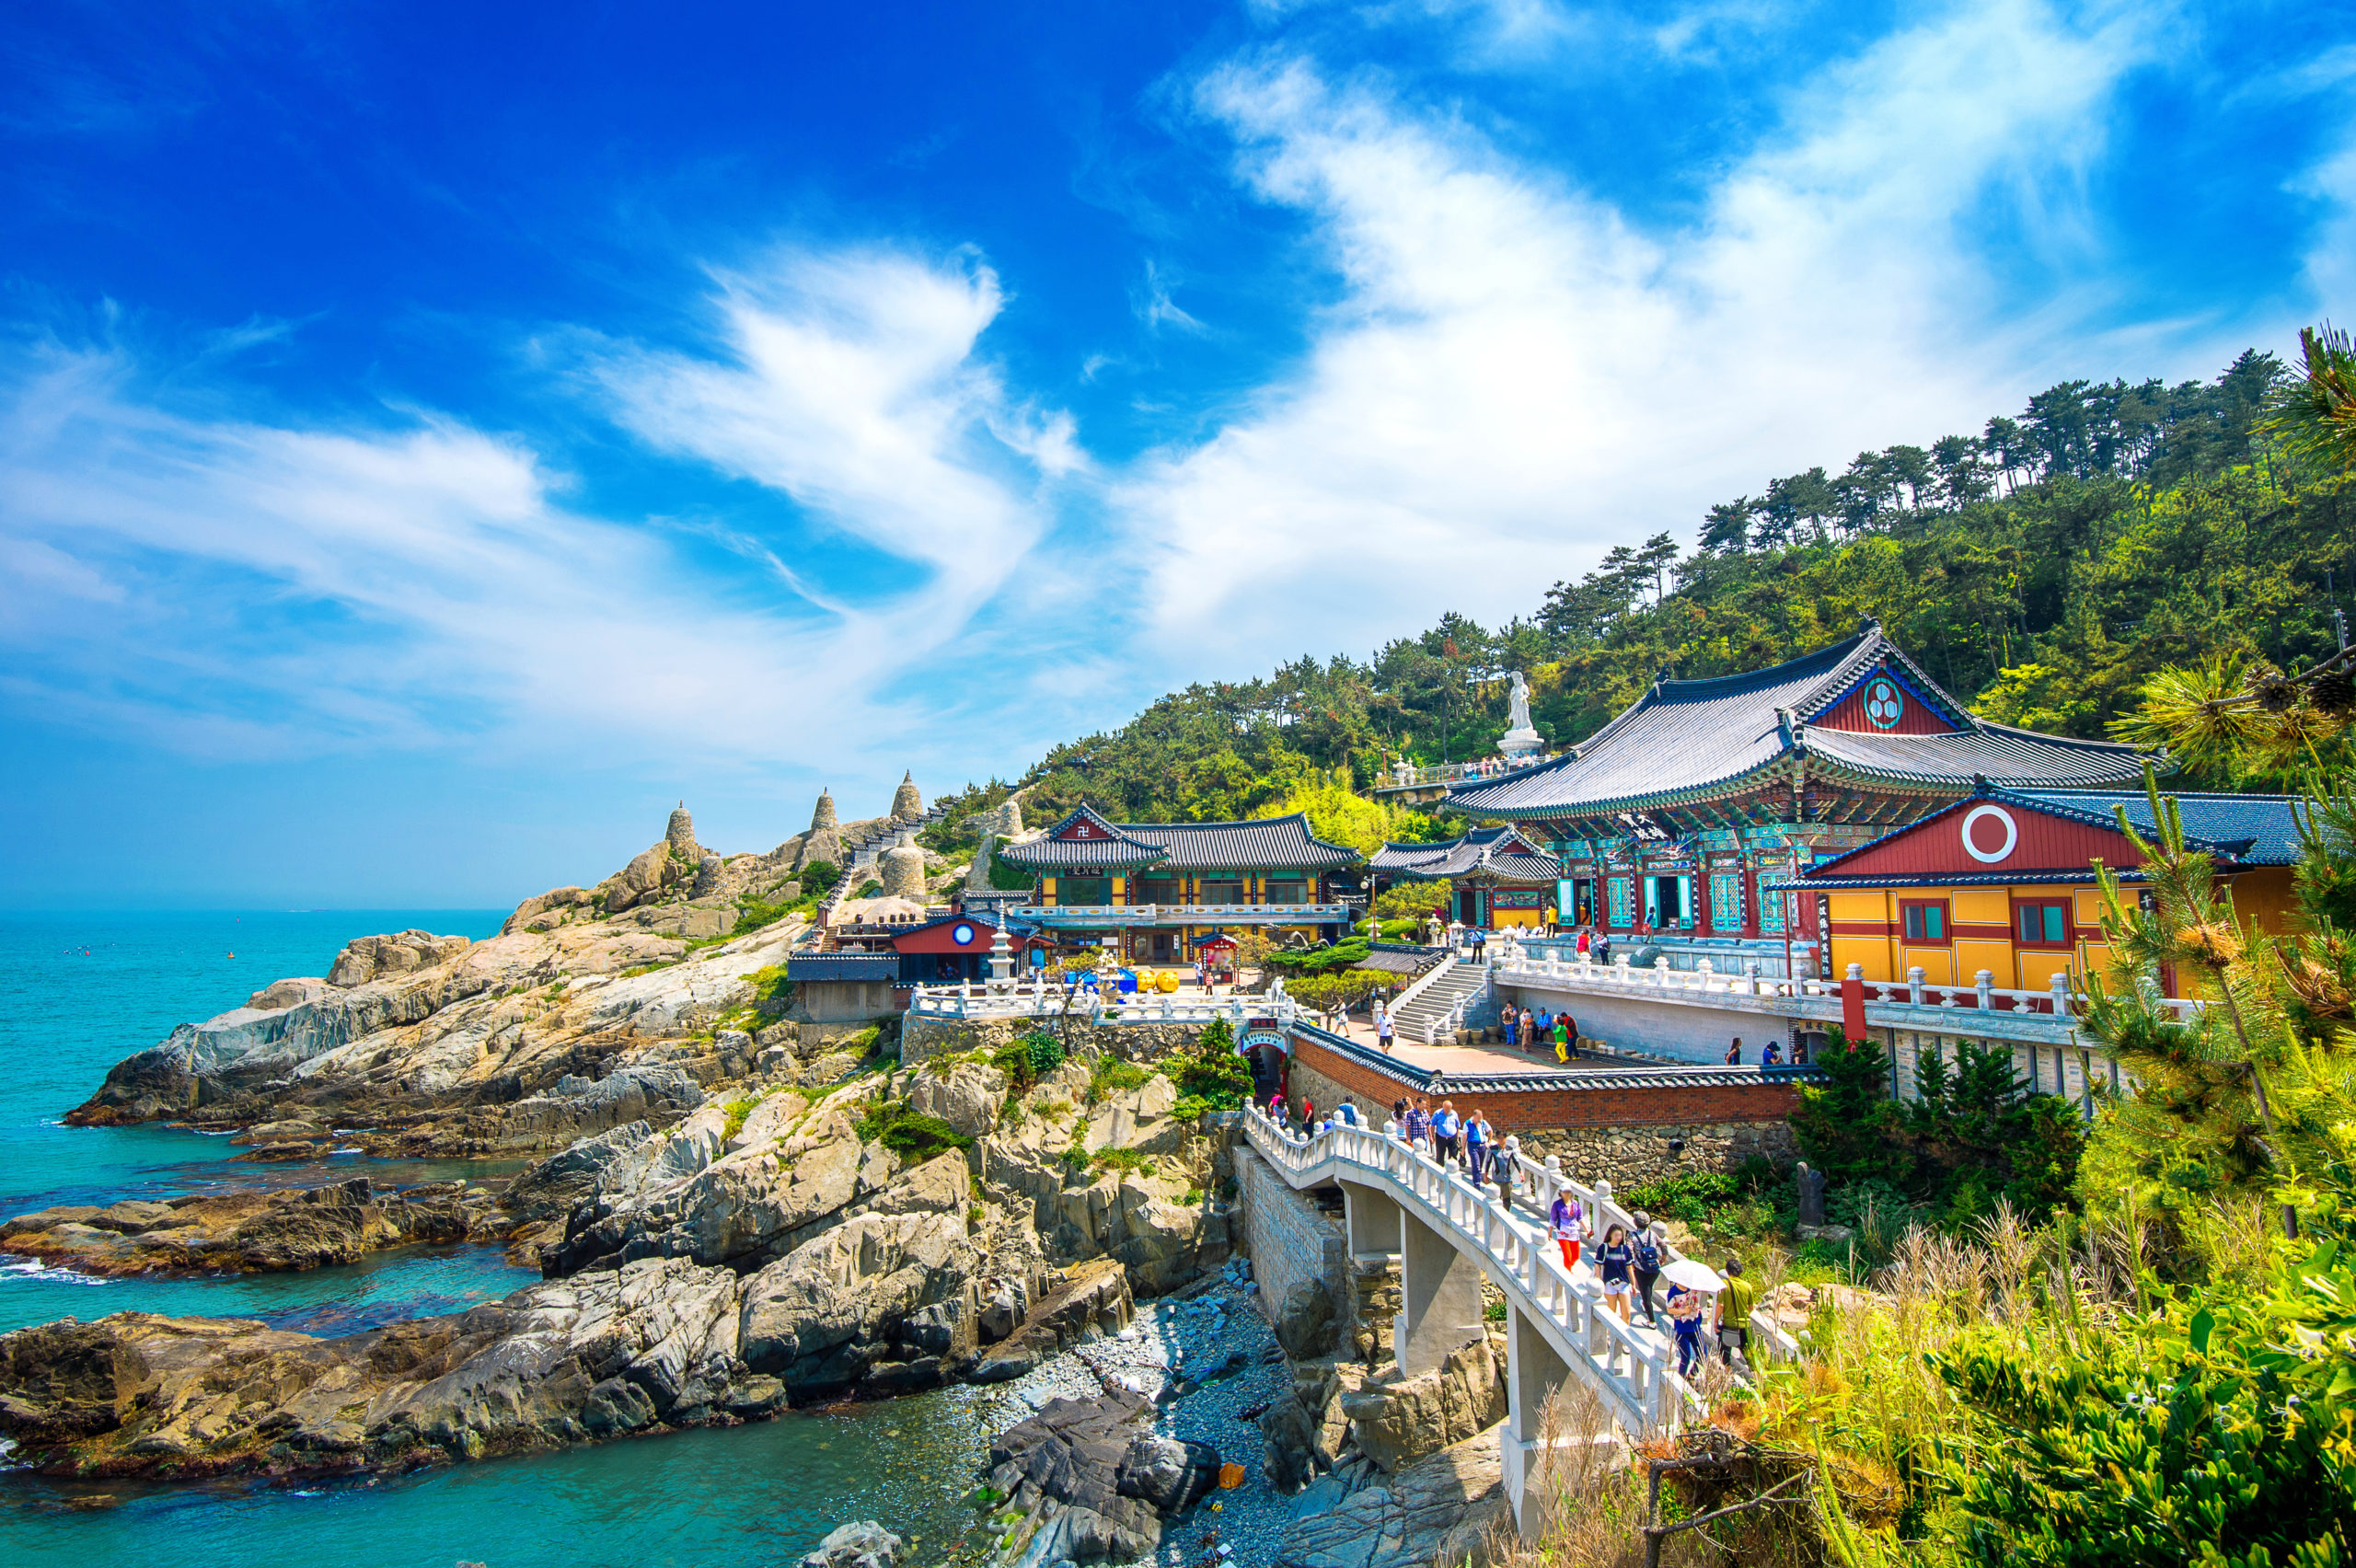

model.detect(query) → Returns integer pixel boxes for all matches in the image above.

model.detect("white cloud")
[1114,0,2170,666]
[0,247,1071,768]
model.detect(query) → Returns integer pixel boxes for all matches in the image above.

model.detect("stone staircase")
[1390,960,1499,1044]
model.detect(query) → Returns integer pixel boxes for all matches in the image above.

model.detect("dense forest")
[927,345,2354,848]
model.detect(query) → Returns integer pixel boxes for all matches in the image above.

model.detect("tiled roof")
[2006,789,2306,865]
[994,804,1166,870]
[998,805,1359,871]
[786,952,904,982]
[1370,824,1559,882]
[1448,627,2151,821]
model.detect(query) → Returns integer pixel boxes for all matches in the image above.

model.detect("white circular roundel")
[1960,805,2017,864]
[1863,676,1905,730]
[952,922,977,947]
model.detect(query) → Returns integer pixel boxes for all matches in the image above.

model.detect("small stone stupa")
[880,843,928,900]
[891,771,923,823]
[812,789,837,832]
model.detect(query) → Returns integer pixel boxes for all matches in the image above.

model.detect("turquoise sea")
[0,912,1009,1567]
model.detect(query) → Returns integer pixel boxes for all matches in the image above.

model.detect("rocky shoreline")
[0,802,1510,1563]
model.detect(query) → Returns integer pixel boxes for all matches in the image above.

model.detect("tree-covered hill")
[930,345,2353,842]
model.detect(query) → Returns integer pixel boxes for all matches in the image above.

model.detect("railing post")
[2050,972,2073,1019]
[1908,965,1925,1005]
[1975,969,1994,1010]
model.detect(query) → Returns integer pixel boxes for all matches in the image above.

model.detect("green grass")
[1085,1055,1152,1104]
[1090,1147,1159,1178]
[720,1089,772,1140]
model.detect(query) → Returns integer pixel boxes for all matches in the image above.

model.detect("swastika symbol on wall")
[1863,676,1904,730]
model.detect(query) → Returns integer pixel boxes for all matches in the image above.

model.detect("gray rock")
[801,1520,903,1568]
[1276,1427,1507,1568]
[1273,1277,1337,1361]
[1117,1433,1222,1512]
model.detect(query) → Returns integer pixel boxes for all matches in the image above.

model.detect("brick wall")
[1284,1036,1802,1133]
[1233,1146,1347,1326]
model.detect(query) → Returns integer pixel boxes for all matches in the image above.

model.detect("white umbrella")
[1661,1258,1725,1293]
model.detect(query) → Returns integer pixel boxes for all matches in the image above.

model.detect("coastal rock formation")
[0,1178,498,1275]
[327,931,472,987]
[984,1391,1211,1563]
[1274,1428,1508,1568]
[891,772,923,823]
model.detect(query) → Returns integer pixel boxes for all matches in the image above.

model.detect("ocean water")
[0,912,1007,1566]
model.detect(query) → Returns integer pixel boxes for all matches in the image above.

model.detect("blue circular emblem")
[952,922,976,947]
[1863,676,1904,730]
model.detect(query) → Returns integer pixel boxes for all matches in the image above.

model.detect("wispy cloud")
[1112,0,2182,669]
[0,245,1074,768]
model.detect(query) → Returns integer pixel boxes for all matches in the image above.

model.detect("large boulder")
[986,1393,1165,1563]
[325,930,471,987]
[736,1211,977,1394]
[1274,1277,1338,1361]
[801,1522,901,1568]
[1276,1427,1507,1568]
[1340,1336,1508,1474]
[907,1062,1009,1139]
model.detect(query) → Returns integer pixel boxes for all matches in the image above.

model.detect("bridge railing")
[1241,1105,1744,1432]
[905,982,1305,1029]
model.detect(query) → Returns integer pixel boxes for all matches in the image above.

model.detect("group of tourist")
[1504,1004,1581,1061]
[1721,1035,1809,1066]
[1258,1091,1760,1382]
[1546,1194,1756,1377]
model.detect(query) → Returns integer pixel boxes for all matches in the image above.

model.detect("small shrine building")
[994,804,1358,964]
[1447,622,2154,956]
[1784,785,2304,992]
[1368,825,1565,928]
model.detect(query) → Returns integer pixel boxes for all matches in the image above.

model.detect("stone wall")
[1233,1147,1347,1339]
[1513,1120,1796,1189]
[900,1015,1206,1068]
[1497,980,1812,1066]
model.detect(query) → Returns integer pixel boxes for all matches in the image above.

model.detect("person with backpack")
[1632,1216,1666,1324]
[1596,1224,1636,1322]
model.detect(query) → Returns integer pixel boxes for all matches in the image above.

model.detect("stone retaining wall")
[1233,1146,1347,1341]
[1513,1121,1796,1189]
[900,1015,1205,1067]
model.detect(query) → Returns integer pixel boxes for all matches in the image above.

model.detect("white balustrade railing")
[1009,902,1350,925]
[1489,948,2205,1036]
[905,980,1307,1028]
[1239,1103,1801,1434]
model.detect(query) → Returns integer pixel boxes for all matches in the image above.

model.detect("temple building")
[1368,825,1565,929]
[1786,785,2304,992]
[1447,622,2154,961]
[993,804,1358,964]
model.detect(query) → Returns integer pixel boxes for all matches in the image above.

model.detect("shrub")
[1167,1018,1253,1113]
[990,1030,1067,1090]
[853,1099,974,1162]
[1621,1170,1744,1223]
[1372,880,1452,920]
[801,859,841,894]
[855,879,883,899]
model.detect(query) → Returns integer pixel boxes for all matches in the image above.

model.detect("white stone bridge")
[1237,1104,1796,1536]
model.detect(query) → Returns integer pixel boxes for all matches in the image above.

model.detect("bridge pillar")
[1338,1179,1402,1257]
[1395,1210,1486,1375]
[1501,1303,1573,1539]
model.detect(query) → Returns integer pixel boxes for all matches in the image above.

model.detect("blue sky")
[2,0,2350,909]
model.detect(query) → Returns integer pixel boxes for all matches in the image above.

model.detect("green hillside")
[930,345,2352,849]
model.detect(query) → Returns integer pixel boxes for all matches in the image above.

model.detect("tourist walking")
[1300,1097,1316,1130]
[1596,1225,1636,1322]
[1761,1040,1782,1066]
[1502,1008,1518,1047]
[1726,1038,1742,1066]
[1403,1098,1433,1152]
[1433,1100,1462,1163]
[1336,1100,1359,1127]
[1593,933,1611,964]
[1793,1037,1811,1066]
[1548,1189,1585,1272]
[1464,1110,1491,1182]
[1553,1015,1572,1063]
[1377,1008,1396,1054]
[1576,926,1591,957]
[1715,1258,1757,1368]
[1519,1007,1534,1053]
[1560,1012,1580,1058]
[1392,1095,1409,1129]
[1666,1283,1704,1378]
[1632,1215,1665,1324]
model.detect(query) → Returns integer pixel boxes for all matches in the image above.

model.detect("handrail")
[1240,1104,1796,1435]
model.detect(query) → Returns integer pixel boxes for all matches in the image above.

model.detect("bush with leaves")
[853,1100,974,1163]
[988,1030,1067,1091]
[1939,1238,2356,1568]
[1166,1017,1254,1118]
